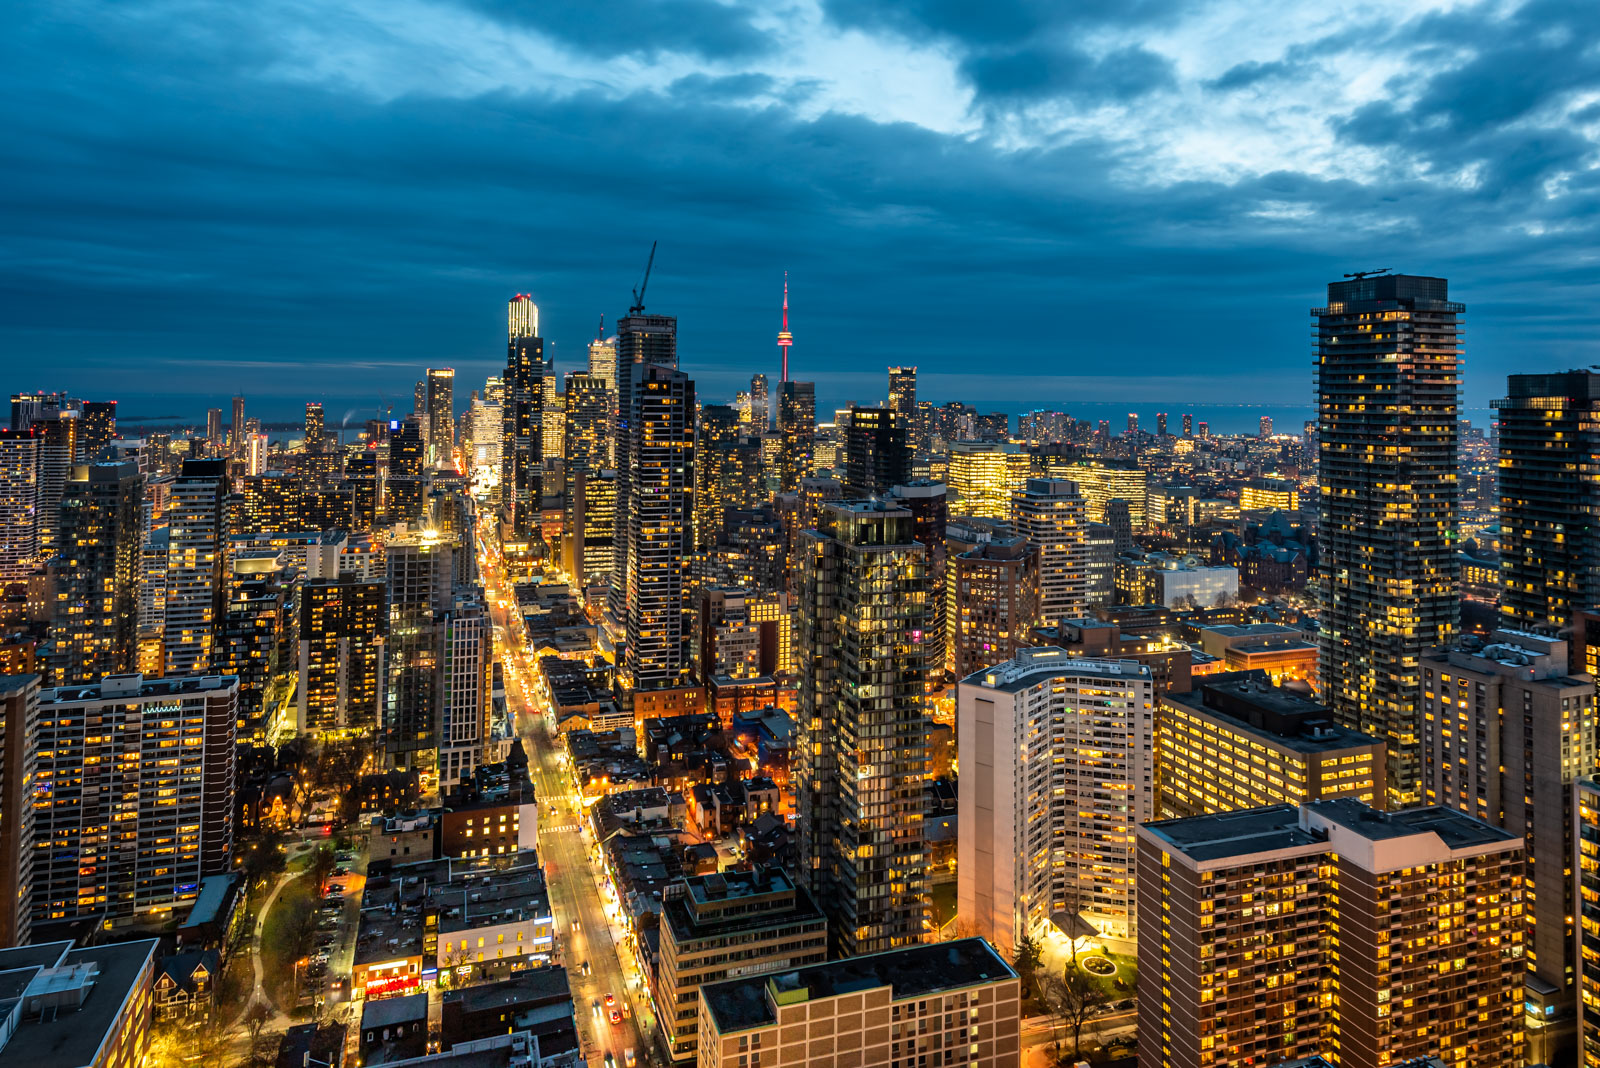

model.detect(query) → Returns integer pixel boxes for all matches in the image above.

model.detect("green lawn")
[260,874,317,1011]
[1071,948,1137,1001]
[931,882,958,928]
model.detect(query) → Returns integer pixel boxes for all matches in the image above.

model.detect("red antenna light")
[776,271,793,382]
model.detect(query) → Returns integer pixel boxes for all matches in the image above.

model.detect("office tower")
[163,458,229,675]
[1136,800,1523,1068]
[343,450,379,530]
[750,373,769,431]
[885,481,949,679]
[440,593,491,787]
[841,407,911,499]
[1157,670,1384,820]
[1240,477,1299,512]
[624,365,696,694]
[206,407,223,447]
[297,576,387,736]
[77,400,116,463]
[1127,412,1138,436]
[0,675,39,947]
[587,333,617,388]
[1494,371,1600,630]
[948,534,1038,677]
[1260,414,1273,437]
[229,395,245,455]
[776,381,815,494]
[570,469,615,590]
[9,392,61,431]
[1317,273,1461,806]
[1182,413,1193,437]
[0,430,38,580]
[303,401,325,452]
[608,309,680,625]
[386,415,427,524]
[468,393,504,479]
[47,462,142,685]
[504,295,546,548]
[958,649,1154,956]
[1011,478,1090,626]
[564,371,611,574]
[887,365,917,436]
[1105,497,1135,555]
[216,550,287,741]
[797,500,930,956]
[947,441,1028,519]
[385,530,453,769]
[541,370,562,463]
[1085,522,1115,605]
[426,367,455,467]
[1421,629,1595,1045]
[238,471,300,534]
[30,404,78,560]
[1198,420,1209,438]
[34,673,238,928]
[1072,459,1147,525]
[657,867,827,1064]
[695,404,742,552]
[696,940,1021,1068]
[245,432,268,476]
[1156,411,1167,436]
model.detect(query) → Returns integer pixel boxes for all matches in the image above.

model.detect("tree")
[240,841,286,894]
[1011,933,1043,999]
[1043,962,1110,1062]
[317,733,374,822]
[307,845,337,892]
[283,737,322,825]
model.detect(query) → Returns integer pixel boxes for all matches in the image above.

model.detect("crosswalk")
[541,821,581,834]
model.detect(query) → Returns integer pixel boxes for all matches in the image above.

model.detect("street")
[478,525,653,1068]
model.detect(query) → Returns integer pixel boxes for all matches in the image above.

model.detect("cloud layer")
[2,0,1598,425]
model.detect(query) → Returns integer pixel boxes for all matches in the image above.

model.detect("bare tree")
[1043,962,1110,1062]
[318,733,374,822]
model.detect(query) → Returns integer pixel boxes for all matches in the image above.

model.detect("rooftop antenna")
[596,314,605,342]
[629,241,657,316]
[1343,268,1392,280]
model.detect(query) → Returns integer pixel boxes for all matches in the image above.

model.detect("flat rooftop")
[1306,798,1518,850]
[963,647,1150,692]
[1163,673,1381,755]
[1140,805,1316,863]
[0,939,158,1067]
[702,938,1015,1035]
[43,673,239,705]
[443,967,570,1014]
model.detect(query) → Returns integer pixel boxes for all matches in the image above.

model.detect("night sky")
[5,0,1599,429]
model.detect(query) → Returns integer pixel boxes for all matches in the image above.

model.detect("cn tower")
[777,272,793,382]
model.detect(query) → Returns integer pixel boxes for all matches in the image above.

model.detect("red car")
[604,992,616,1006]
[609,1008,623,1025]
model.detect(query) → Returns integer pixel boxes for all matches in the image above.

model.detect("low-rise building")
[696,938,1021,1068]
[656,868,827,1064]
[0,938,158,1068]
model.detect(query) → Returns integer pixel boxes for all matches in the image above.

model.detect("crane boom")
[629,241,657,315]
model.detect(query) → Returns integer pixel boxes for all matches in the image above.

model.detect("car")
[580,961,590,976]
[604,992,615,1007]
[603,1056,616,1068]
[592,999,601,1019]
[609,1008,622,1025]
[625,1049,636,1068]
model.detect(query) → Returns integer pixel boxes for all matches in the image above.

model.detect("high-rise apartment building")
[1317,273,1461,806]
[1156,412,1167,437]
[1011,477,1090,627]
[1494,371,1600,630]
[386,415,427,524]
[304,402,325,452]
[297,576,387,736]
[1260,415,1273,437]
[440,593,491,787]
[77,400,116,463]
[162,458,229,675]
[1072,459,1148,526]
[957,649,1154,957]
[385,530,454,769]
[503,295,545,548]
[947,441,1028,520]
[1182,413,1193,437]
[696,939,1021,1068]
[657,866,827,1063]
[797,500,930,957]
[624,365,696,695]
[1422,629,1595,1045]
[609,311,678,627]
[230,395,245,455]
[695,404,744,553]
[776,382,815,494]
[587,334,617,388]
[35,673,238,928]
[426,367,455,467]
[841,407,910,499]
[216,550,287,740]
[30,404,79,561]
[948,534,1038,678]
[1576,776,1600,1067]
[691,586,795,684]
[885,481,949,680]
[749,373,769,431]
[206,407,223,448]
[887,365,917,436]
[48,462,142,685]
[0,429,39,581]
[1137,800,1524,1068]
[541,369,563,463]
[0,674,39,947]
[1157,670,1384,820]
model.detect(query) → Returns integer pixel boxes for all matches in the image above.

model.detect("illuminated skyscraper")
[503,295,545,547]
[1011,477,1091,626]
[608,310,677,626]
[624,365,696,694]
[47,461,142,685]
[1316,272,1460,806]
[1182,413,1193,437]
[776,382,815,493]
[426,367,454,466]
[750,373,769,431]
[1494,371,1600,631]
[230,395,245,455]
[841,407,910,499]
[948,533,1038,677]
[0,430,38,580]
[296,576,387,736]
[163,458,229,675]
[78,401,116,462]
[887,366,916,427]
[1072,459,1148,525]
[797,500,930,957]
[385,415,426,524]
[1127,412,1138,436]
[440,593,491,785]
[304,402,325,452]
[385,529,453,769]
[947,441,1027,520]
[30,404,78,561]
[587,334,617,388]
[0,675,38,947]
[206,407,223,448]
[696,403,743,553]
[1156,412,1167,437]
[564,371,611,576]
[1259,415,1273,438]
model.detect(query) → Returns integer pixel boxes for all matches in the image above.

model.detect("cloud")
[1206,59,1299,92]
[457,0,774,61]
[961,44,1176,103]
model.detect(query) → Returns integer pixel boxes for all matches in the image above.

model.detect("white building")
[441,595,492,787]
[956,647,1155,956]
[1011,477,1091,626]
[162,459,228,674]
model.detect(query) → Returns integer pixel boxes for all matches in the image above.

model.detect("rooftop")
[1140,805,1316,863]
[0,939,158,1068]
[1304,798,1518,850]
[43,672,239,705]
[963,647,1150,692]
[664,868,825,946]
[1164,672,1381,755]
[702,938,1015,1035]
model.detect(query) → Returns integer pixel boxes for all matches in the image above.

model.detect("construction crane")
[595,314,605,342]
[1343,268,1392,280]
[628,241,657,316]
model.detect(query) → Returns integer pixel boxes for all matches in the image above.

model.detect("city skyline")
[6,2,1598,419]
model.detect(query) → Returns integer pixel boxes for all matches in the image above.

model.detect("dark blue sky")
[4,0,1598,430]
